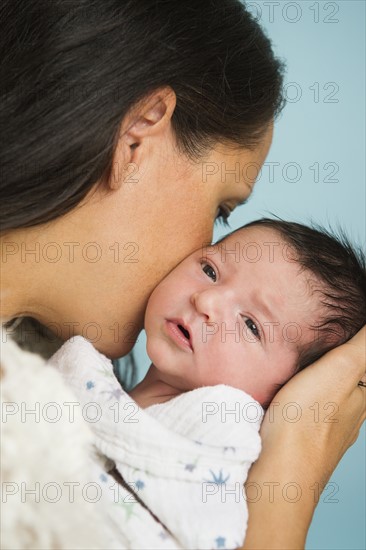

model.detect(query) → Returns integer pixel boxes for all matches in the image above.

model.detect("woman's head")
[1,0,283,355]
[1,0,284,231]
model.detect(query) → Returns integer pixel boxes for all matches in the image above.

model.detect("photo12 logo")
[246,2,340,24]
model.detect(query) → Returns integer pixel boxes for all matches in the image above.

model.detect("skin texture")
[131,226,325,408]
[0,88,273,358]
[241,327,366,550]
[1,87,365,549]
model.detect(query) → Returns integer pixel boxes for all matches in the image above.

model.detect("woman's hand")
[241,326,366,550]
[262,325,366,482]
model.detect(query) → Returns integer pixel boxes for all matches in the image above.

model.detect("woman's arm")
[241,326,366,550]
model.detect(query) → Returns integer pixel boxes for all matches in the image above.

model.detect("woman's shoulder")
[0,320,109,549]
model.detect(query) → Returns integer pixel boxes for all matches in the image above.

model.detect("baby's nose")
[191,289,222,321]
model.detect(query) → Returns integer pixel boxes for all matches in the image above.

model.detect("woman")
[1,1,365,548]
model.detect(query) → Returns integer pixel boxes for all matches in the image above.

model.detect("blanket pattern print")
[49,336,263,550]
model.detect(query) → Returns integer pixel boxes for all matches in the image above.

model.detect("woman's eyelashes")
[201,262,217,282]
[243,317,261,340]
[215,204,232,227]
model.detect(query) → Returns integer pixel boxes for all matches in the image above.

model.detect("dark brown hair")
[237,218,366,373]
[1,0,285,232]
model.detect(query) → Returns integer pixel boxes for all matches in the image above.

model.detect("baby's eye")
[244,318,260,340]
[201,263,217,282]
[215,204,231,227]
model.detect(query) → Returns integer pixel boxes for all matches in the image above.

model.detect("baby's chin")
[233,384,273,409]
[258,388,281,410]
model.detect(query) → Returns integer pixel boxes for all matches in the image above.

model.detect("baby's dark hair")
[236,218,366,372]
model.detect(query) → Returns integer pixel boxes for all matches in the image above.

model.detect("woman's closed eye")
[201,262,217,282]
[243,317,261,340]
[215,204,232,227]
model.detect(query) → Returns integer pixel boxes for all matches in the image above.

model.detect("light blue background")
[131,2,365,548]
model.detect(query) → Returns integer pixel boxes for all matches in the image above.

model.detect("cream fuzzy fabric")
[0,323,110,549]
[50,335,263,550]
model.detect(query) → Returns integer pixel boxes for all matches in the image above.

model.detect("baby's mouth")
[177,324,190,340]
[166,319,193,351]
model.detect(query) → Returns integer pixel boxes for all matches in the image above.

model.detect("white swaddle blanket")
[49,336,263,550]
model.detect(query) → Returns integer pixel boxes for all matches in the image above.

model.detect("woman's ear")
[108,86,176,190]
[122,86,176,145]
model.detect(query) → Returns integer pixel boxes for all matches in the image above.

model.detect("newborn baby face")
[144,226,323,405]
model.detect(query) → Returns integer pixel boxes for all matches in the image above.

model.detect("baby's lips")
[169,318,194,351]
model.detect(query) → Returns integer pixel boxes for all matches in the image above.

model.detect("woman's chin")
[95,336,138,359]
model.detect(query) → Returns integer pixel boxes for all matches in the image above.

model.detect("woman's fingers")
[259,327,366,486]
[339,325,366,381]
[355,379,366,424]
[307,325,366,396]
[243,327,365,550]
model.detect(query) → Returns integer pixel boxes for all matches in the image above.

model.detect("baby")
[50,218,365,550]
[129,218,366,410]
